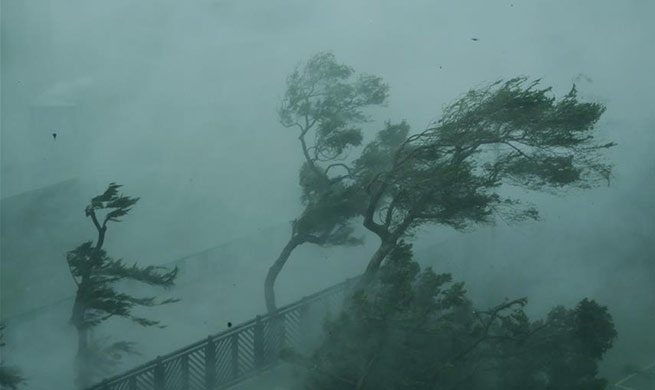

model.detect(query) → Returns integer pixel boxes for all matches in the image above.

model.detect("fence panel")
[86,277,358,390]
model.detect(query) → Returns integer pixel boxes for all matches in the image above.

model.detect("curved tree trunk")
[362,216,413,284]
[72,301,90,388]
[265,235,306,313]
[357,240,395,289]
[365,241,394,275]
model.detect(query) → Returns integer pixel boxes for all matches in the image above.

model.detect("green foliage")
[267,52,388,312]
[498,299,618,390]
[67,243,178,330]
[355,121,411,185]
[88,183,139,222]
[0,367,22,390]
[0,324,24,390]
[295,177,367,246]
[300,244,617,390]
[279,52,389,244]
[277,55,614,285]
[357,78,614,248]
[274,55,617,388]
[280,52,388,161]
[429,78,612,191]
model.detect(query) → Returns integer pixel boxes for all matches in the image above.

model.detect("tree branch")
[325,163,353,177]
[363,184,390,241]
[383,196,400,228]
[451,299,526,364]
[426,298,526,390]
[86,207,102,232]
[67,258,81,287]
[299,132,323,178]
[356,352,381,390]
[501,141,533,161]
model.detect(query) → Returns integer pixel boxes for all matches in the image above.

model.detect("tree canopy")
[291,243,617,390]
[268,53,614,311]
[266,52,389,312]
[67,183,178,387]
[279,51,388,244]
[356,77,614,275]
[271,53,617,389]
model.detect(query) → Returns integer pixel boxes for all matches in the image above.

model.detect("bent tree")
[355,78,614,279]
[272,55,616,389]
[265,52,389,312]
[67,183,178,387]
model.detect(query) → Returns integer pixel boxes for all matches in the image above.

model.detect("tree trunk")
[265,235,305,313]
[365,240,395,276]
[71,279,90,388]
[74,324,90,388]
[77,326,88,355]
[357,240,396,289]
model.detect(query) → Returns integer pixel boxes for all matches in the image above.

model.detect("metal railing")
[86,277,359,390]
[614,361,655,390]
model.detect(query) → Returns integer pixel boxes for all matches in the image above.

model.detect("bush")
[300,242,617,390]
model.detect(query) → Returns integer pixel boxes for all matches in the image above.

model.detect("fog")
[1,0,654,389]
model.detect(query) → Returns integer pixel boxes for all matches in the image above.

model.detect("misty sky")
[1,0,654,388]
[4,0,652,292]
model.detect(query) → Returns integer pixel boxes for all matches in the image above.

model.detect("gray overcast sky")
[4,0,654,209]
[2,0,654,297]
[2,0,653,301]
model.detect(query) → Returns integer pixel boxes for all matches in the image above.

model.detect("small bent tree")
[265,52,389,312]
[0,324,24,390]
[356,78,614,279]
[67,183,178,388]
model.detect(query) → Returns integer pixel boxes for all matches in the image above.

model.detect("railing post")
[78,278,360,390]
[181,354,190,390]
[128,375,137,390]
[253,315,264,369]
[299,297,311,346]
[275,312,285,362]
[154,356,165,390]
[231,333,239,380]
[205,336,217,390]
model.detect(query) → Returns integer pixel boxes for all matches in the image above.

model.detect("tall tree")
[355,78,614,279]
[272,58,617,389]
[265,52,389,312]
[0,324,24,390]
[67,183,178,388]
[270,56,614,308]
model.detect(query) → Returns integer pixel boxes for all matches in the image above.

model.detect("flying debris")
[574,73,593,84]
[52,132,57,140]
[471,38,479,41]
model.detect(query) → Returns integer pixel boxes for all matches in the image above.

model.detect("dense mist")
[1,1,653,389]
